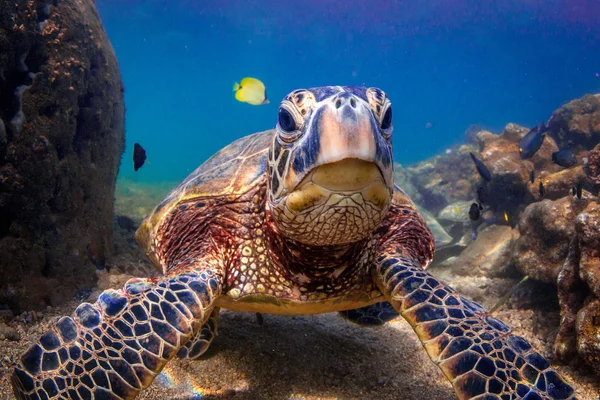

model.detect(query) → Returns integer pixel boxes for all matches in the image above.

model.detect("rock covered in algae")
[475,125,559,212]
[393,167,454,248]
[527,165,589,201]
[575,298,600,376]
[584,143,600,186]
[436,225,516,278]
[548,93,600,149]
[576,202,600,299]
[404,144,478,213]
[0,0,124,311]
[500,123,530,142]
[552,201,600,376]
[511,196,591,283]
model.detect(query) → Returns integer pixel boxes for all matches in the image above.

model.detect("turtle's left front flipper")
[374,250,576,400]
[12,268,222,400]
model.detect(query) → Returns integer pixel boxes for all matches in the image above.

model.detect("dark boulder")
[0,0,125,312]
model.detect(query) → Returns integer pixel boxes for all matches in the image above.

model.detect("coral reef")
[0,0,124,312]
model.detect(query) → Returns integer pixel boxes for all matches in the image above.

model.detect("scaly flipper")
[339,302,399,326]
[374,250,576,400]
[12,269,223,400]
[177,308,219,360]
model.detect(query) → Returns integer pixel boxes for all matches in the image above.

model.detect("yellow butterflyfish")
[233,77,269,105]
[504,211,509,222]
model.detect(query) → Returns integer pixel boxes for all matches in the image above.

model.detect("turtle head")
[267,86,394,246]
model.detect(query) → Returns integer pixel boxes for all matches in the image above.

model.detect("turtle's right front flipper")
[373,250,576,400]
[12,268,223,400]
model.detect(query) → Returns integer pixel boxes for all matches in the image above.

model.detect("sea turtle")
[13,86,575,399]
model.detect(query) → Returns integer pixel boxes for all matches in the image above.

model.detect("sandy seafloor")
[1,300,600,399]
[1,181,599,399]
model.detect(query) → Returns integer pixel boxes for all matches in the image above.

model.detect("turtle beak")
[285,92,393,193]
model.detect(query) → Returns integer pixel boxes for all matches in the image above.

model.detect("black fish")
[519,122,548,160]
[552,149,577,168]
[519,124,546,159]
[469,153,491,182]
[116,215,137,231]
[468,202,481,221]
[133,143,147,171]
[539,181,545,197]
[572,186,576,196]
[530,169,535,183]
[576,181,582,199]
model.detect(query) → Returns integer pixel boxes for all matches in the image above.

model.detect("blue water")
[96,0,600,183]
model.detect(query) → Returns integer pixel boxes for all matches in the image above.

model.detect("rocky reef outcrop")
[511,197,583,283]
[509,194,600,372]
[395,93,600,379]
[0,0,124,312]
[553,201,600,375]
[548,94,600,150]
[400,144,478,213]
[475,124,560,214]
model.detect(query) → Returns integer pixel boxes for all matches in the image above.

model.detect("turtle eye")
[380,106,392,130]
[278,108,296,132]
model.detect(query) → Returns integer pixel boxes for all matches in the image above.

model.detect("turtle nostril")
[335,99,342,109]
[350,98,356,108]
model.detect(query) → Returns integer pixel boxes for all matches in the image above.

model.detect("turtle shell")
[136,129,275,259]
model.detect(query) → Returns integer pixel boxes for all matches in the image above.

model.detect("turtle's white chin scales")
[270,159,392,246]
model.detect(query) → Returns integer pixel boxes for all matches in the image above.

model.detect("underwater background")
[4,1,600,398]
[96,0,600,183]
